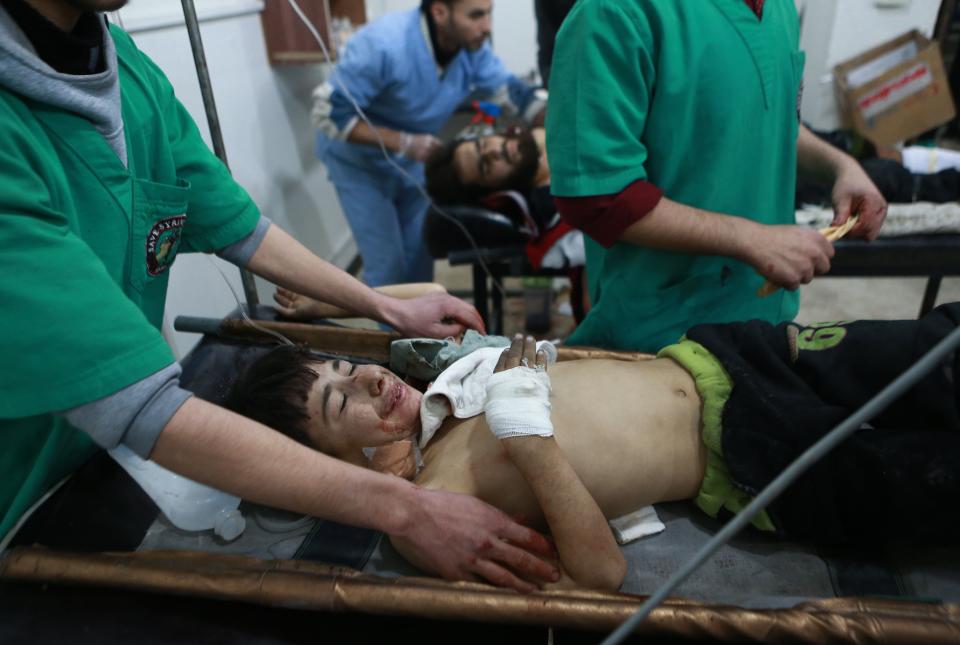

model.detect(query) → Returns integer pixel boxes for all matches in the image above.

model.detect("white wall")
[491,1,538,81]
[364,0,418,21]
[799,0,942,130]
[115,0,356,358]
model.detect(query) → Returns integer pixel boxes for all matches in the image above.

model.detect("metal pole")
[179,0,260,309]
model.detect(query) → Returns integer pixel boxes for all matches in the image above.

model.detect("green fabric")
[659,339,775,531]
[547,0,804,352]
[390,330,511,381]
[0,25,261,542]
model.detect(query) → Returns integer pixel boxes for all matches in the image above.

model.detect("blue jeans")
[326,157,434,288]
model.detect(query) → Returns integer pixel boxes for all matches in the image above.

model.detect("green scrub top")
[547,0,805,352]
[0,26,260,542]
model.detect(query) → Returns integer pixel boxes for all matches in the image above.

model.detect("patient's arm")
[491,337,626,591]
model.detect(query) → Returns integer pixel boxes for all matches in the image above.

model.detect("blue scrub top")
[316,9,535,173]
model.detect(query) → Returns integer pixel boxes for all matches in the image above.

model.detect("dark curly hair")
[425,129,541,205]
[425,139,493,205]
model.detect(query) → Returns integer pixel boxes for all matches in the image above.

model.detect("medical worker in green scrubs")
[547,0,888,352]
[0,0,558,593]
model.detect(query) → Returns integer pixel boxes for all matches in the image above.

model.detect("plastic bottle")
[108,444,246,541]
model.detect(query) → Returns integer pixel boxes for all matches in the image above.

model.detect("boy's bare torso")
[416,358,707,528]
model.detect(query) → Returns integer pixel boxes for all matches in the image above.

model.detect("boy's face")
[304,360,422,456]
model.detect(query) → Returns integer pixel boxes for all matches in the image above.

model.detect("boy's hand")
[495,334,548,373]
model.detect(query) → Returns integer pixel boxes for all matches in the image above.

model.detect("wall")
[800,0,942,130]
[115,0,356,358]
[491,1,538,81]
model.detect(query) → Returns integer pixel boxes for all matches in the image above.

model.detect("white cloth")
[901,146,960,174]
[609,506,665,545]
[796,202,960,236]
[483,367,554,440]
[540,230,586,269]
[418,342,557,449]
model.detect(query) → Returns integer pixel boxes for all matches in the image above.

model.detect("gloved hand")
[398,132,443,162]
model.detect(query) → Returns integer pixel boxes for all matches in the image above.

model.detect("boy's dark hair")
[222,344,323,448]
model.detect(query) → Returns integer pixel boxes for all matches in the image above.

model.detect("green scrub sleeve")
[117,28,261,254]
[546,0,657,197]
[0,120,174,418]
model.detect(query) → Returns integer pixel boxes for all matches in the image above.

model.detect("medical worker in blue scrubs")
[312,0,545,288]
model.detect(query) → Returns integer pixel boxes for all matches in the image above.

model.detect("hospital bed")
[426,202,960,332]
[3,315,959,643]
[424,203,572,335]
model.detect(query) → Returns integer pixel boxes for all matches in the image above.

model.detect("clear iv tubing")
[601,323,960,644]
[284,0,510,303]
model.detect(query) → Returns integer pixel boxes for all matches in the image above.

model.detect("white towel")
[418,341,557,448]
[609,506,665,544]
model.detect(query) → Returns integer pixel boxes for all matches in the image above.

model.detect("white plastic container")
[108,445,246,541]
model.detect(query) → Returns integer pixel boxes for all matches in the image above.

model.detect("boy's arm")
[490,337,626,591]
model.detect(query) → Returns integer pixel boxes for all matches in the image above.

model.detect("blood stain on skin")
[378,420,407,435]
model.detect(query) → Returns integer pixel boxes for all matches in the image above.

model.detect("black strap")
[294,520,381,570]
[821,545,905,598]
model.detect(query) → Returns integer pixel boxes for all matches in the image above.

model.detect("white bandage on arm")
[483,367,554,440]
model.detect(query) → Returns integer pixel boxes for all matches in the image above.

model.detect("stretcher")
[3,316,958,643]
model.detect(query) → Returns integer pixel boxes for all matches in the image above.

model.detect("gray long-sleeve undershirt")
[61,363,193,457]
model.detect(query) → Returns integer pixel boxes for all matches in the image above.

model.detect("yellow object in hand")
[756,216,859,298]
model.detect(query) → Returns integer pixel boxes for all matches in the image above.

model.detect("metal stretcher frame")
[3,547,960,643]
[449,234,960,333]
[830,235,960,317]
[4,320,958,642]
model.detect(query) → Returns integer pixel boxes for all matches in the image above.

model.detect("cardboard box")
[834,30,956,146]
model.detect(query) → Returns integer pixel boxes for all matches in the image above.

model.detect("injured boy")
[225,304,960,591]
